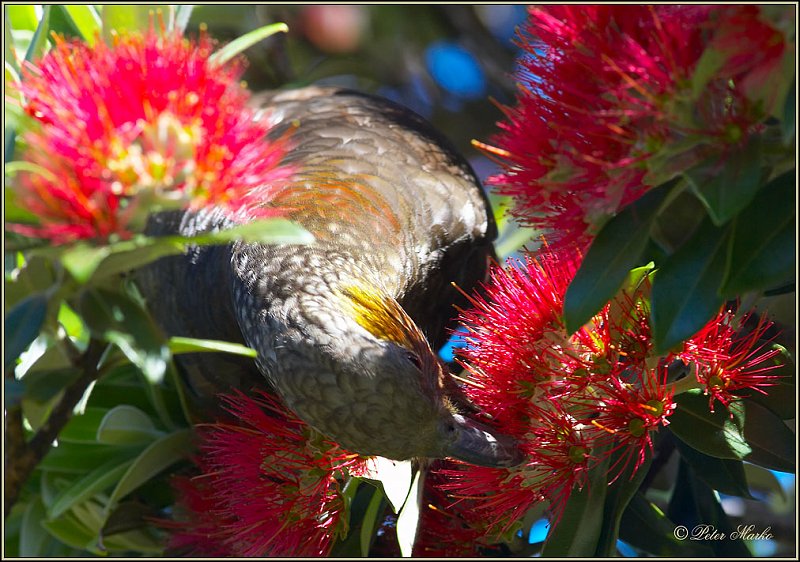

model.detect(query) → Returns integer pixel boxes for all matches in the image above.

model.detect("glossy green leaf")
[24,5,50,62]
[395,468,423,558]
[595,450,652,556]
[739,399,796,473]
[564,183,671,334]
[721,170,796,297]
[107,428,193,507]
[21,367,82,404]
[360,486,385,556]
[60,237,185,285]
[669,390,750,460]
[39,443,144,474]
[58,407,109,444]
[7,4,40,32]
[199,218,314,245]
[48,456,136,519]
[19,497,48,557]
[168,336,257,358]
[40,509,98,553]
[650,217,728,353]
[101,5,159,42]
[607,262,654,343]
[673,437,754,498]
[61,219,312,284]
[619,493,713,557]
[79,288,168,384]
[684,135,763,226]
[744,463,787,502]
[209,22,289,65]
[543,453,610,556]
[96,405,162,445]
[5,292,48,371]
[59,5,101,44]
[84,364,157,415]
[667,460,751,557]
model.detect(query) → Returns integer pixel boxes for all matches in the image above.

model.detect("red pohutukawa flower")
[166,390,365,557]
[485,5,793,250]
[676,310,783,412]
[436,247,785,540]
[10,29,293,243]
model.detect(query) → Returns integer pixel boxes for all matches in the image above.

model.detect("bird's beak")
[447,414,525,468]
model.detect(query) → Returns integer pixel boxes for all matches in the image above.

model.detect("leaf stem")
[666,370,701,396]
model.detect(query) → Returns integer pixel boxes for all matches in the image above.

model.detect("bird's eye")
[405,351,422,370]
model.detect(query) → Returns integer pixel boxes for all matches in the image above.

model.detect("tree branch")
[4,338,106,517]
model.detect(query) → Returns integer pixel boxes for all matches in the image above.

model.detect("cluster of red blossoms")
[418,6,791,544]
[9,29,293,243]
[165,390,366,557]
[425,251,782,540]
[488,5,794,251]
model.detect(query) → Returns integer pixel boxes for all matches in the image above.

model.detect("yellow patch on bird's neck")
[339,285,421,348]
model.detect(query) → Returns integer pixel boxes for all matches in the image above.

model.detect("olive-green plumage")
[137,87,521,467]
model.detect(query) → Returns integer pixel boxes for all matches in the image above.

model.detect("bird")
[136,86,522,468]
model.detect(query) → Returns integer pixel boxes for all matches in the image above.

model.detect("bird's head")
[330,284,523,468]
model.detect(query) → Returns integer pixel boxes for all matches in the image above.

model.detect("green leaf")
[595,450,652,556]
[543,453,610,556]
[359,457,413,513]
[39,443,144,474]
[690,47,726,100]
[7,4,41,32]
[59,5,101,44]
[669,390,750,460]
[619,493,714,557]
[40,509,98,553]
[607,263,654,343]
[48,456,136,519]
[101,5,159,42]
[59,407,110,444]
[60,237,185,285]
[720,170,796,297]
[673,437,754,498]
[564,183,672,334]
[650,217,728,353]
[60,219,312,284]
[96,405,162,445]
[200,218,314,245]
[5,292,48,371]
[24,5,51,62]
[19,497,48,557]
[21,367,82,404]
[107,428,193,508]
[684,135,764,226]
[739,399,796,473]
[209,22,289,65]
[168,336,257,358]
[79,288,168,384]
[360,486,385,556]
[395,468,423,558]
[743,463,787,503]
[667,460,752,557]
